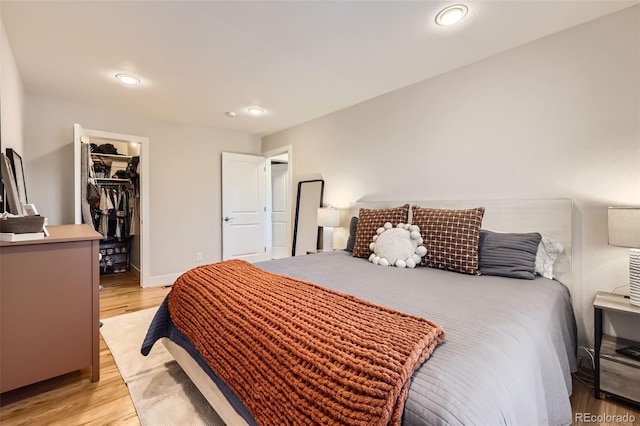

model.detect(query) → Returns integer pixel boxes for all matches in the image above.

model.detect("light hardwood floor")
[570,370,640,426]
[1,272,639,425]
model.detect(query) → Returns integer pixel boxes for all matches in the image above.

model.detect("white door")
[222,152,269,262]
[271,162,289,259]
[73,123,88,224]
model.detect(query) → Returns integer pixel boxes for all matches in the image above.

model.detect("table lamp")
[317,207,341,252]
[608,207,640,306]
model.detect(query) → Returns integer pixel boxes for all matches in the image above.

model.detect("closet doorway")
[262,146,292,260]
[268,151,291,259]
[73,124,150,287]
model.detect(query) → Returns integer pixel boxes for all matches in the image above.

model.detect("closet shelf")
[90,153,133,160]
[94,178,130,183]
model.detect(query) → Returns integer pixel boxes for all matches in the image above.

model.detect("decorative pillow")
[412,206,485,275]
[368,222,427,268]
[535,235,564,279]
[479,230,541,279]
[352,205,410,258]
[345,217,358,252]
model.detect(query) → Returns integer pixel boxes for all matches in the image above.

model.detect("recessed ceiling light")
[115,74,140,85]
[435,4,468,26]
[247,106,265,116]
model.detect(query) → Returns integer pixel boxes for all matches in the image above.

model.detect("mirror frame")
[6,148,27,207]
[291,179,324,256]
[1,153,22,215]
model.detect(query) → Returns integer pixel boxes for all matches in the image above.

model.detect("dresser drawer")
[600,357,640,403]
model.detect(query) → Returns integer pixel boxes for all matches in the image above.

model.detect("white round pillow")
[368,222,427,268]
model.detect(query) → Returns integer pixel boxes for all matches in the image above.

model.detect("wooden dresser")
[0,224,102,393]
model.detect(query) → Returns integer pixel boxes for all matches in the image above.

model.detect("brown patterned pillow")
[412,206,485,275]
[352,205,410,258]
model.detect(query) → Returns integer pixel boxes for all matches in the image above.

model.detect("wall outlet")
[196,252,203,262]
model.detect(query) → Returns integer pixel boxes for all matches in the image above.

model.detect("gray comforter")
[257,251,577,426]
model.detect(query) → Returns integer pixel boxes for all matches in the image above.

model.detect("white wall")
[25,95,261,283]
[0,13,25,154]
[263,7,640,346]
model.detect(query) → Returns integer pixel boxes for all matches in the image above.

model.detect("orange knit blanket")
[168,259,445,426]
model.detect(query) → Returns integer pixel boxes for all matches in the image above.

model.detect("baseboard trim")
[143,273,181,288]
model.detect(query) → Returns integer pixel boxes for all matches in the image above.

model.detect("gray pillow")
[479,230,542,279]
[345,217,358,252]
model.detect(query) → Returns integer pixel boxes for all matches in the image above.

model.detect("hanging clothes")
[90,183,135,240]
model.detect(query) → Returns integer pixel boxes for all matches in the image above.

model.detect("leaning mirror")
[6,148,27,208]
[292,179,324,256]
[1,153,22,215]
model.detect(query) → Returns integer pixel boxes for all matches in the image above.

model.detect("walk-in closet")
[86,139,139,274]
[74,124,148,284]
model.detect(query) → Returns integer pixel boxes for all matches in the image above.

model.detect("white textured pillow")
[368,222,427,268]
[535,235,564,279]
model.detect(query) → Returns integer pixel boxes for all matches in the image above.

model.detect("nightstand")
[594,291,640,405]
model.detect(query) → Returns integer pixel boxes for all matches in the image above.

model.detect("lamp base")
[322,227,334,252]
[630,248,640,307]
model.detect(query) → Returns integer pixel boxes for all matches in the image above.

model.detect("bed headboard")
[349,199,573,292]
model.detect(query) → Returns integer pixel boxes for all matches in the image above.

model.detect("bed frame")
[163,340,250,425]
[164,198,573,425]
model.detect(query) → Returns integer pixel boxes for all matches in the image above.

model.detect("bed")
[142,199,577,426]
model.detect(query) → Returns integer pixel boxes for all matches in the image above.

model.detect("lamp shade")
[608,207,640,248]
[317,207,340,228]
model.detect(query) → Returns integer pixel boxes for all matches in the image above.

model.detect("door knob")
[224,216,234,222]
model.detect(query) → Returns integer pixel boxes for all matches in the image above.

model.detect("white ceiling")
[1,1,637,137]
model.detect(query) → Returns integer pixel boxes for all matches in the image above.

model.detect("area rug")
[100,308,225,426]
